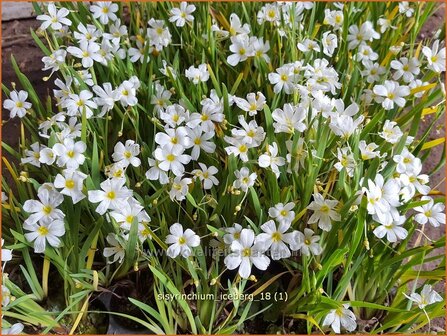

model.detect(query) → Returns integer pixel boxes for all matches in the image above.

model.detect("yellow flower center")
[65,179,75,189]
[126,215,134,223]
[166,154,175,162]
[67,150,75,158]
[200,114,209,121]
[178,236,186,245]
[238,144,248,153]
[242,247,251,257]
[15,101,23,108]
[271,231,282,242]
[102,7,109,13]
[194,138,201,145]
[38,226,49,236]
[280,210,287,216]
[239,48,246,56]
[304,239,311,245]
[320,204,330,213]
[280,74,288,81]
[43,205,52,215]
[124,151,132,159]
[107,191,116,200]
[233,232,240,239]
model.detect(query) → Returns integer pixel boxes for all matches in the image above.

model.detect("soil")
[1,6,446,335]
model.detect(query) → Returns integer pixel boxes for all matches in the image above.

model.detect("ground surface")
[1,3,446,334]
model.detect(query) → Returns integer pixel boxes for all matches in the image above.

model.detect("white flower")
[42,49,67,74]
[363,174,400,224]
[322,31,338,56]
[54,169,87,204]
[2,323,24,335]
[361,61,385,83]
[359,140,381,160]
[295,228,322,256]
[103,233,125,264]
[169,2,196,27]
[62,90,97,118]
[234,92,266,116]
[404,284,443,309]
[258,142,285,178]
[73,23,101,44]
[37,3,71,30]
[53,138,86,169]
[356,44,378,65]
[146,157,169,185]
[399,161,430,202]
[414,196,445,227]
[390,57,420,82]
[224,136,251,162]
[229,13,250,36]
[347,21,380,49]
[255,220,297,260]
[147,19,172,51]
[154,145,191,176]
[334,147,356,177]
[155,127,190,152]
[159,60,177,79]
[233,167,257,192]
[169,176,192,201]
[112,140,141,167]
[109,199,150,231]
[268,65,296,94]
[185,127,216,160]
[160,104,188,128]
[393,147,418,174]
[21,142,43,167]
[192,163,219,190]
[23,189,64,226]
[90,1,118,24]
[116,80,138,107]
[231,115,265,146]
[151,82,172,113]
[106,162,127,180]
[307,193,340,231]
[166,223,200,258]
[185,64,209,84]
[38,147,56,166]
[223,223,243,245]
[373,215,408,243]
[93,83,117,117]
[24,218,65,253]
[373,80,410,110]
[103,19,128,44]
[67,41,102,68]
[323,304,357,333]
[2,285,11,307]
[324,9,344,30]
[297,38,320,53]
[1,239,12,263]
[379,120,413,145]
[377,17,396,33]
[272,103,307,134]
[268,202,295,225]
[3,90,32,119]
[399,2,414,17]
[252,37,270,63]
[422,40,446,73]
[88,178,132,215]
[224,228,270,279]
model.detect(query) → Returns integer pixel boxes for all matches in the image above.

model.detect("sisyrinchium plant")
[1,1,446,334]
